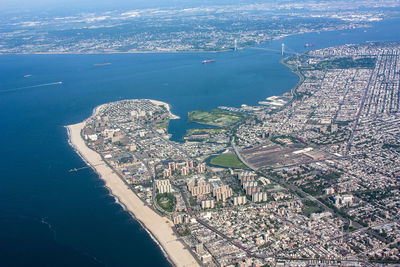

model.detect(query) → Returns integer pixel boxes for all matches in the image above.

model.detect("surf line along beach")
[66,102,198,267]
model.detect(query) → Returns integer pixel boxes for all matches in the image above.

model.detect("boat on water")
[202,59,216,64]
[304,43,315,47]
[93,62,112,66]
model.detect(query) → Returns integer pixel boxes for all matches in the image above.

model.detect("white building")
[155,179,172,193]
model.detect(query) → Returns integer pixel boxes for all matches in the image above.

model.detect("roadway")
[230,123,392,250]
[177,185,258,258]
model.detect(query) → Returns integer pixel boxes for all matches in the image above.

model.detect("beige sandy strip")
[148,99,180,119]
[67,122,199,267]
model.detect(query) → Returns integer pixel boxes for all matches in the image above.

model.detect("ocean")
[1,18,399,266]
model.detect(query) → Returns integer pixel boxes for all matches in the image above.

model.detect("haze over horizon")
[0,0,263,13]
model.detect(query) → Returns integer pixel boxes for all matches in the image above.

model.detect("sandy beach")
[67,118,199,267]
[149,99,180,119]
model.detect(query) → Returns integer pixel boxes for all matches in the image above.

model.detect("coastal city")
[73,42,400,266]
[3,0,400,266]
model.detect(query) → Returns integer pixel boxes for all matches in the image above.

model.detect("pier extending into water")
[69,163,104,172]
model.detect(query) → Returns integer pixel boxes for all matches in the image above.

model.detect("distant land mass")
[1,0,400,54]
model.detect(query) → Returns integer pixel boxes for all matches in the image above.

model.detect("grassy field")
[210,153,248,169]
[188,109,243,127]
[315,57,376,69]
[302,200,323,217]
[186,128,226,135]
[157,121,169,129]
[299,56,377,71]
[156,193,176,212]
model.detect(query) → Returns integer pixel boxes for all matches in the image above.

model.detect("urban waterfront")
[1,18,400,266]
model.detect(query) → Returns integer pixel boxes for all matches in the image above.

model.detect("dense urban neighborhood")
[80,42,400,266]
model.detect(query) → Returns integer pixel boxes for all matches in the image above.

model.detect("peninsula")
[68,42,400,266]
[67,100,199,267]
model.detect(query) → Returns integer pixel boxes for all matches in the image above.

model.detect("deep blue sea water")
[0,18,399,266]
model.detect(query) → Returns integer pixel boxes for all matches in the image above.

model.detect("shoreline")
[0,49,232,55]
[66,106,199,267]
[0,22,372,56]
[148,99,180,119]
